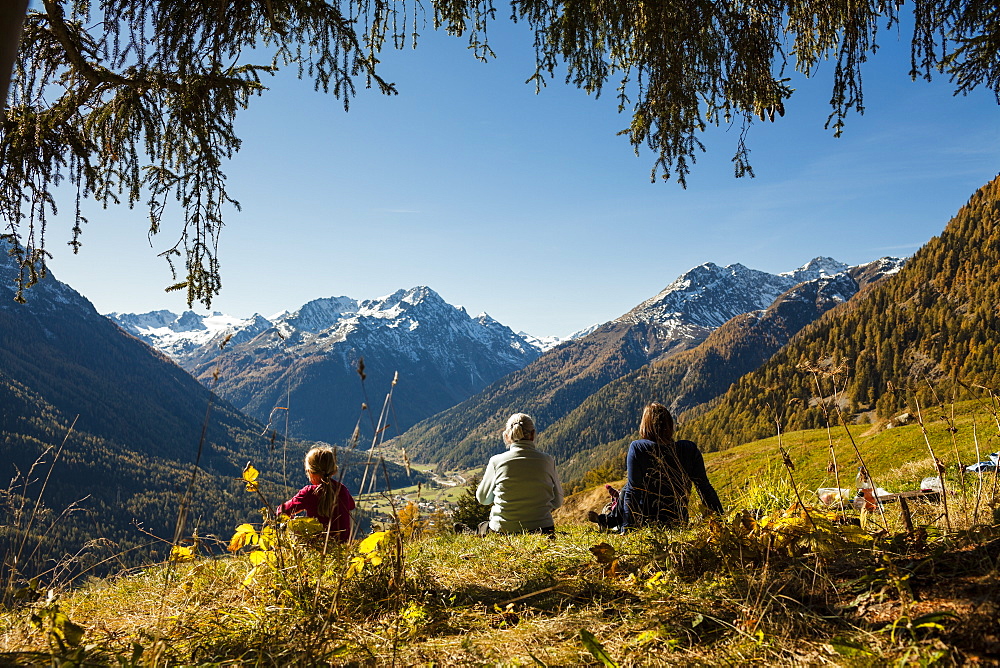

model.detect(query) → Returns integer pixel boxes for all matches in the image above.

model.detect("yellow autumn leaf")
[169,545,195,562]
[645,571,666,587]
[358,530,389,555]
[228,523,258,552]
[249,550,275,567]
[258,526,277,550]
[345,556,366,578]
[242,463,259,492]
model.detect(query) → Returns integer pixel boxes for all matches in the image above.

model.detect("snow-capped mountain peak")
[355,286,447,320]
[780,256,850,283]
[272,295,358,333]
[621,261,798,329]
[476,312,500,326]
[518,322,602,353]
[115,286,546,442]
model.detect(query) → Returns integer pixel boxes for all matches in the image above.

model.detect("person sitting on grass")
[276,445,356,543]
[588,402,722,531]
[476,413,564,536]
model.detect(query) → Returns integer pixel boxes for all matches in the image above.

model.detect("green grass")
[705,398,1000,513]
[3,468,999,665]
[3,410,999,665]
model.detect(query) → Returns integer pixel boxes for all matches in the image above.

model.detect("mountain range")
[0,244,274,576]
[0,247,426,577]
[109,288,551,445]
[109,257,892,466]
[388,256,903,473]
[109,295,586,369]
[681,174,1000,452]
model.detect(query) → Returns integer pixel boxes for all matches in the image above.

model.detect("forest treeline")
[683,175,1000,450]
[558,176,1000,489]
[0,258,424,580]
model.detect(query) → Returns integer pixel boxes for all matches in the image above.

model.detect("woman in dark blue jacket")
[590,403,722,530]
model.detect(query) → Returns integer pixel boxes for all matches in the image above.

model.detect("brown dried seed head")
[781,450,795,471]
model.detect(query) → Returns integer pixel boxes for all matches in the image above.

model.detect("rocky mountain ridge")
[618,258,846,329]
[544,257,905,483]
[388,256,900,469]
[108,286,544,444]
[107,286,548,371]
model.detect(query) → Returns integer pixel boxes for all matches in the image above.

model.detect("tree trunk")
[0,0,28,114]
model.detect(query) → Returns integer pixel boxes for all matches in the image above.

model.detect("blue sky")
[43,17,1000,337]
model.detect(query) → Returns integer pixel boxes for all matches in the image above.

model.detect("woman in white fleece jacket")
[475,413,564,535]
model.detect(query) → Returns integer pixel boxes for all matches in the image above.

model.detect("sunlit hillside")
[2,409,999,664]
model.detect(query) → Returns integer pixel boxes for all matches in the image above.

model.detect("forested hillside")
[391,320,703,469]
[0,250,421,579]
[390,260,851,468]
[544,262,900,484]
[683,174,1000,450]
[0,248,280,576]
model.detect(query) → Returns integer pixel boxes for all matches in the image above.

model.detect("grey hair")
[504,413,535,442]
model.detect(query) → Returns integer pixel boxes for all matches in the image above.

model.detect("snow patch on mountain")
[108,286,540,373]
[779,257,850,283]
[864,256,906,277]
[519,322,603,352]
[108,310,273,359]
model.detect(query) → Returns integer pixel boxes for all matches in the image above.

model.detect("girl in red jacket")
[276,446,355,543]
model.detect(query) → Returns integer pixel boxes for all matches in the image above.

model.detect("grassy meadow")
[702,398,1000,529]
[2,400,999,665]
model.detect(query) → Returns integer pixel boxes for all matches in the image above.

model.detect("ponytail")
[304,446,339,518]
[316,476,337,518]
